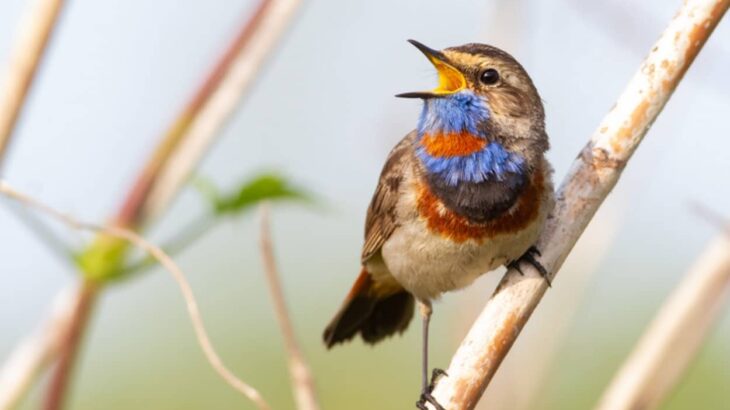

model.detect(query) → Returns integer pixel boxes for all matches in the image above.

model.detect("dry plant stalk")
[0,180,271,410]
[0,0,301,405]
[427,0,729,408]
[0,0,65,167]
[0,285,82,410]
[142,0,302,222]
[118,0,301,227]
[596,233,730,409]
[258,204,320,410]
[31,0,301,408]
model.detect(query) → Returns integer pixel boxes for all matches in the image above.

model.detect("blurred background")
[1,0,729,409]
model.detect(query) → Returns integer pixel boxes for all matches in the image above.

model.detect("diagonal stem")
[0,0,66,170]
[427,0,730,408]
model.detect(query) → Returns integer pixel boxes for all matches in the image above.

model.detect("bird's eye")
[480,69,500,85]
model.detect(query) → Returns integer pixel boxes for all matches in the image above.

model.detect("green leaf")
[212,173,310,215]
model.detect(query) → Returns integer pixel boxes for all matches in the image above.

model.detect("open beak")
[396,39,466,99]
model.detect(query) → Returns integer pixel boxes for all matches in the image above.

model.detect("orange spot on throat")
[420,132,487,157]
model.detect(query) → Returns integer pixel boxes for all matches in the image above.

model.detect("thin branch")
[0,284,82,410]
[596,233,730,410]
[0,180,271,410]
[427,1,730,408]
[119,213,216,277]
[0,0,66,169]
[258,204,320,410]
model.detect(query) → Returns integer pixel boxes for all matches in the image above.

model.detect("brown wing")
[361,131,416,263]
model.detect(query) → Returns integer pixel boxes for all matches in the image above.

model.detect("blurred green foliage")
[196,173,310,216]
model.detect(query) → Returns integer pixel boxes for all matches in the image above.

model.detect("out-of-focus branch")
[596,210,730,410]
[142,0,302,223]
[428,1,729,408]
[42,281,97,410]
[0,285,81,410]
[258,204,319,410]
[38,1,302,408]
[0,180,271,410]
[0,0,65,169]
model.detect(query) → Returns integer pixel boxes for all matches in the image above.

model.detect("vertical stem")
[259,204,319,410]
[42,281,99,410]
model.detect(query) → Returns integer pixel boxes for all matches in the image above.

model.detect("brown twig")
[0,0,65,169]
[427,0,730,408]
[258,204,320,410]
[0,180,271,409]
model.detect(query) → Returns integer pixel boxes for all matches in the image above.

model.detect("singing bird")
[323,40,554,409]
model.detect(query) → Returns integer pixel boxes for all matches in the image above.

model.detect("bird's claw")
[416,368,448,409]
[416,391,445,410]
[507,246,552,286]
[428,368,448,391]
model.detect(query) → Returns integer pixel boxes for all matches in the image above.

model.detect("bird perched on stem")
[323,40,554,409]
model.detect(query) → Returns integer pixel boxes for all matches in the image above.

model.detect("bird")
[322,40,554,409]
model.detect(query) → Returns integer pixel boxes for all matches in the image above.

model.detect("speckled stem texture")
[427,0,729,408]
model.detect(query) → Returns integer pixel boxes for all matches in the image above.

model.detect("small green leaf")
[213,173,310,215]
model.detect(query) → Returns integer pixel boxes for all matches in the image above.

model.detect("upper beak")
[396,39,466,99]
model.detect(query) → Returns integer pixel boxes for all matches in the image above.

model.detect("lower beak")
[396,39,466,99]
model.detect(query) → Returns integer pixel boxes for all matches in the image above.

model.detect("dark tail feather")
[323,270,414,348]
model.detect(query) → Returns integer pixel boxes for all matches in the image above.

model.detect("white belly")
[379,214,544,301]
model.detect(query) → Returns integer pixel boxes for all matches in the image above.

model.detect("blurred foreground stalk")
[428,0,729,408]
[0,180,273,409]
[596,215,730,410]
[0,0,302,409]
[45,0,302,407]
[259,205,320,410]
[0,0,65,171]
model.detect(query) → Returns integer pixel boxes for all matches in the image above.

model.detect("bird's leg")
[507,245,552,286]
[415,300,446,410]
[420,300,432,392]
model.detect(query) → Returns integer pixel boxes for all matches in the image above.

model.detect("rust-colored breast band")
[416,167,544,242]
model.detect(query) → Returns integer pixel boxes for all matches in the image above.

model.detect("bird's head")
[398,40,547,154]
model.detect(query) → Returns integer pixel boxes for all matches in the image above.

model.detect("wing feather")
[361,132,415,262]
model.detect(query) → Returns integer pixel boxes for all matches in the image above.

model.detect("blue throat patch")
[416,91,525,185]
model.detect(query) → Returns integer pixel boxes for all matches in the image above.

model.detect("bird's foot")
[416,369,447,410]
[507,246,552,286]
